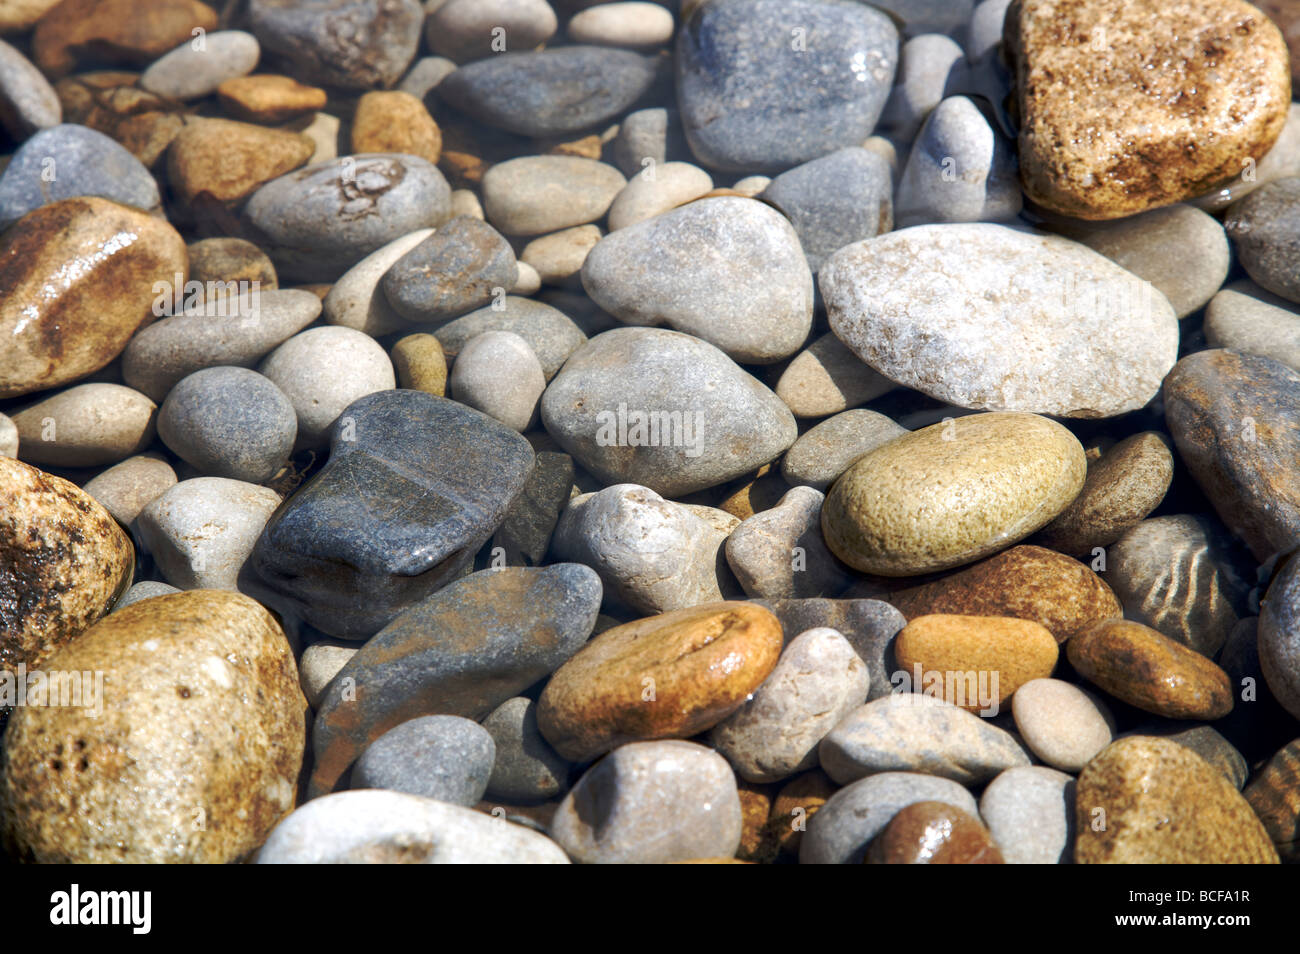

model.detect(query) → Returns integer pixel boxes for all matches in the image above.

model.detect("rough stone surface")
[725,486,852,600]
[781,410,907,491]
[82,453,177,526]
[382,216,516,324]
[352,715,494,806]
[482,696,572,802]
[11,383,157,468]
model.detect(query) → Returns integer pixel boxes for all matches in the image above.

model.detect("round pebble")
[448,330,546,432]
[352,715,495,807]
[1011,678,1115,773]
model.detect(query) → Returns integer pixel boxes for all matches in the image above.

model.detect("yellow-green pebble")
[391,334,447,397]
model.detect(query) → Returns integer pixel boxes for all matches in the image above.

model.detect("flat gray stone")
[781,409,907,490]
[434,297,588,381]
[140,30,260,100]
[381,216,517,324]
[482,696,571,802]
[1204,280,1300,373]
[481,156,626,237]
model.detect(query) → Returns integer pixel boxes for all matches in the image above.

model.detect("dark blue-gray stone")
[759,147,893,273]
[490,451,575,567]
[677,0,899,173]
[482,696,572,802]
[437,46,660,137]
[250,389,534,639]
[243,154,452,282]
[308,563,602,795]
[157,366,297,483]
[352,715,496,806]
[0,124,159,229]
[381,215,517,325]
[433,297,588,381]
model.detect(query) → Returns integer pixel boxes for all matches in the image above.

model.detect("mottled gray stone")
[397,55,456,98]
[0,38,60,139]
[426,0,558,62]
[381,216,516,324]
[610,106,691,178]
[448,330,546,433]
[1205,280,1300,373]
[781,409,907,490]
[434,297,588,381]
[482,696,572,802]
[1225,177,1300,304]
[140,31,260,100]
[353,715,495,806]
[979,765,1075,865]
[725,486,852,600]
[491,451,575,567]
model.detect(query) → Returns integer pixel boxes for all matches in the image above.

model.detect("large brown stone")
[32,0,218,78]
[866,801,1005,864]
[167,117,315,205]
[1243,738,1300,861]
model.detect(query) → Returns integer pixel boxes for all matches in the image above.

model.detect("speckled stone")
[551,740,742,864]
[1205,280,1300,373]
[243,154,451,281]
[1105,514,1253,657]
[823,225,1179,417]
[1127,723,1249,789]
[481,155,627,237]
[426,0,557,62]
[11,383,156,468]
[1163,349,1300,561]
[781,410,907,491]
[0,414,16,458]
[867,801,1004,864]
[820,693,1029,786]
[537,601,783,763]
[353,715,494,806]
[482,696,572,802]
[140,30,260,100]
[774,333,896,418]
[0,124,159,229]
[246,0,422,89]
[382,216,516,324]
[1193,101,1300,212]
[438,46,658,138]
[255,789,569,863]
[298,639,356,709]
[0,457,133,678]
[1243,738,1300,861]
[350,90,441,163]
[1068,619,1233,720]
[1261,554,1300,720]
[801,771,978,864]
[123,289,322,403]
[1011,678,1114,773]
[1074,736,1278,863]
[1225,177,1300,304]
[822,412,1086,576]
[541,327,798,497]
[0,38,60,138]
[251,391,534,640]
[979,765,1075,865]
[887,545,1123,643]
[677,0,898,173]
[82,453,177,526]
[1006,0,1290,219]
[710,627,869,783]
[307,564,600,795]
[725,486,853,600]
[490,451,574,568]
[0,197,186,400]
[0,590,305,863]
[435,297,588,381]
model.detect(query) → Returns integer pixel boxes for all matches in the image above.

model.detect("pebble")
[1230,177,1300,306]
[1193,101,1300,212]
[822,224,1179,417]
[0,124,160,229]
[390,333,447,397]
[350,90,441,164]
[397,55,456,99]
[323,229,435,337]
[800,771,978,865]
[425,0,558,62]
[0,590,305,863]
[979,765,1075,865]
[0,0,59,33]
[353,715,495,807]
[759,148,894,273]
[1011,679,1115,773]
[820,694,1029,786]
[967,0,1013,62]
[1074,737,1278,863]
[49,74,186,166]
[216,73,327,123]
[448,330,546,432]
[482,697,572,802]
[774,333,896,418]
[0,414,16,458]
[894,95,1021,228]
[13,384,155,470]
[157,367,297,483]
[537,601,783,763]
[481,155,626,237]
[710,627,869,783]
[298,639,356,709]
[166,118,314,206]
[243,154,451,281]
[438,46,659,138]
[1243,739,1300,861]
[251,391,534,639]
[258,326,396,448]
[307,564,600,795]
[1006,0,1290,219]
[780,410,907,491]
[1260,553,1300,720]
[567,2,675,48]
[112,580,181,612]
[0,457,133,675]
[895,614,1058,716]
[1036,432,1174,557]
[582,196,813,363]
[255,789,569,863]
[1217,616,1297,762]
[520,225,601,286]
[82,453,177,526]
[435,297,588,380]
[606,161,713,231]
[540,327,798,497]
[1163,349,1300,561]
[32,0,217,77]
[491,451,575,567]
[1105,515,1253,657]
[1129,722,1249,790]
[1205,280,1300,373]
[382,216,517,324]
[552,484,737,614]
[135,477,281,591]
[188,237,277,291]
[551,740,742,864]
[610,106,690,178]
[725,486,852,600]
[1067,619,1234,720]
[123,288,321,402]
[822,412,1086,576]
[870,0,973,36]
[677,0,899,172]
[867,801,1004,864]
[246,0,422,89]
[0,38,60,138]
[879,34,967,139]
[140,30,260,100]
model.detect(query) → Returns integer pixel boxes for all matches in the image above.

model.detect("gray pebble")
[434,297,588,381]
[725,486,852,600]
[382,216,517,324]
[426,0,558,63]
[879,33,968,139]
[299,639,358,709]
[979,765,1075,864]
[353,715,496,806]
[1205,280,1300,373]
[781,409,907,490]
[397,55,457,98]
[324,229,435,337]
[0,38,60,139]
[482,696,572,802]
[610,106,691,179]
[112,580,181,612]
[1225,177,1300,304]
[140,31,261,100]
[448,330,546,432]
[481,155,626,237]
[607,161,713,232]
[83,453,178,525]
[774,332,897,418]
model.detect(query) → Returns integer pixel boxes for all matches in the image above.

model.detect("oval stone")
[866,801,1004,864]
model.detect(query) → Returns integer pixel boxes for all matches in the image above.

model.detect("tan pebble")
[1011,678,1115,773]
[350,90,441,164]
[12,383,156,467]
[1243,738,1300,861]
[391,334,447,397]
[767,768,836,858]
[167,117,314,205]
[521,224,602,287]
[82,452,177,525]
[217,74,327,124]
[449,188,483,220]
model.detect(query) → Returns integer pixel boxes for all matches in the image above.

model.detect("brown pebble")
[32,0,217,77]
[866,801,1005,864]
[216,74,327,124]
[1243,737,1300,861]
[167,117,314,205]
[350,90,442,164]
[716,463,790,520]
[735,781,778,863]
[187,237,278,292]
[767,768,836,858]
[54,72,186,166]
